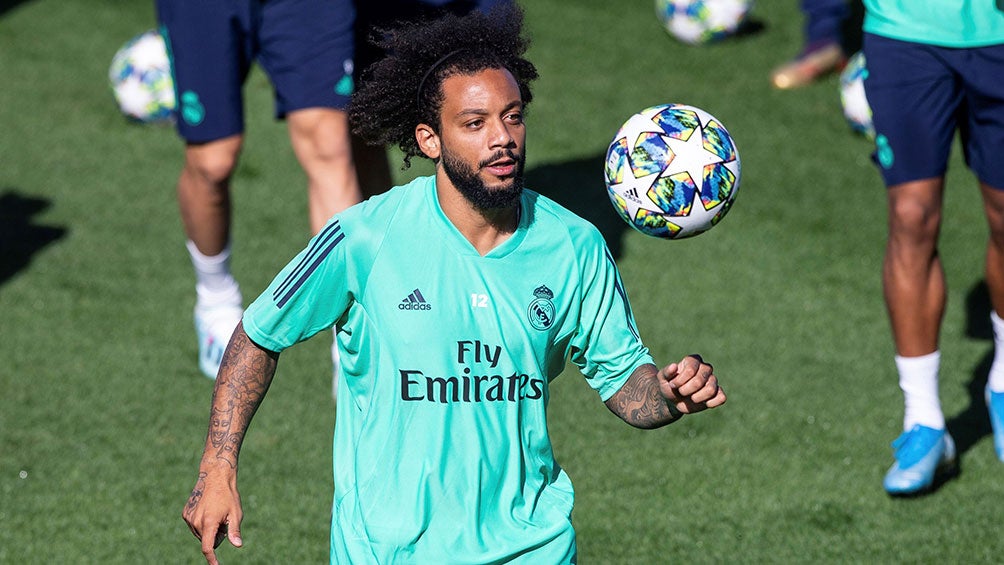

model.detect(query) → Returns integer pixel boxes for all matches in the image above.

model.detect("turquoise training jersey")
[863,0,1004,47]
[243,175,654,563]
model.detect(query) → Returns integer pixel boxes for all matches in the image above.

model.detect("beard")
[442,148,525,211]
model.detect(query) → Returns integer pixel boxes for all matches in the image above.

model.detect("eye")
[505,112,524,124]
[465,118,484,129]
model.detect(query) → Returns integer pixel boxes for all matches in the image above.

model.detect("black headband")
[415,49,468,111]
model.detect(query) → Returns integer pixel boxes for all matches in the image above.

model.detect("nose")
[488,118,515,149]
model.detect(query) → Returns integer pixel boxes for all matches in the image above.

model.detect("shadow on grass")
[943,281,994,462]
[0,190,68,285]
[0,0,35,18]
[525,153,630,259]
[734,16,767,41]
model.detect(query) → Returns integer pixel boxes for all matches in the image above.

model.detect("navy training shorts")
[862,32,1004,190]
[157,0,355,144]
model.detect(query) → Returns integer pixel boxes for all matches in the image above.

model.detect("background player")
[770,0,850,89]
[156,0,361,379]
[862,1,1004,495]
[181,5,726,563]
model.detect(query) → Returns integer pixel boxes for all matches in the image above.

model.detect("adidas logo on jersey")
[399,288,432,311]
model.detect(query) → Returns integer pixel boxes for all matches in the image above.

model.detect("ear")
[415,123,440,160]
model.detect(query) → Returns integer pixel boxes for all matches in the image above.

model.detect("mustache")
[478,149,521,169]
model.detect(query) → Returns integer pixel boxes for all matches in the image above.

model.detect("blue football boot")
[883,425,956,496]
[987,387,1004,462]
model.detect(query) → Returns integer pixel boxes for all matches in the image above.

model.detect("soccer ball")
[109,29,175,124]
[604,104,741,239]
[839,51,874,139]
[655,0,753,45]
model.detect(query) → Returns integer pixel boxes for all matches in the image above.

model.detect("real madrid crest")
[527,285,555,331]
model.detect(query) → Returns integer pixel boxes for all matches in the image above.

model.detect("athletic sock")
[186,240,242,309]
[988,311,1004,393]
[895,351,945,431]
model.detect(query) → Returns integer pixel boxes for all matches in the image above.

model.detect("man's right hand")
[182,324,278,563]
[182,468,244,565]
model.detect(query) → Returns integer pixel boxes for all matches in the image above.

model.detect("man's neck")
[435,172,520,256]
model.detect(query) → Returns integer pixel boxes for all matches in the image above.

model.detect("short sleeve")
[567,235,654,401]
[242,218,353,352]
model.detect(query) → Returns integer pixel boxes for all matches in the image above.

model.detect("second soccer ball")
[109,29,176,124]
[839,51,874,139]
[655,0,753,45]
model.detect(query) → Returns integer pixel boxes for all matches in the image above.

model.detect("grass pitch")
[1,1,1001,562]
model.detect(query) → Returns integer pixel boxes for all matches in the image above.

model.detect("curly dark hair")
[349,3,538,168]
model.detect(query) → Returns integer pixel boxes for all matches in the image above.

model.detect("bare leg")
[983,184,1004,462]
[981,182,1004,316]
[883,177,945,357]
[177,135,243,256]
[176,134,244,379]
[286,108,360,235]
[880,177,955,495]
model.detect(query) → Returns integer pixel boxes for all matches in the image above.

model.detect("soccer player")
[181,5,726,563]
[336,0,513,399]
[862,2,1004,495]
[770,0,849,90]
[156,0,362,380]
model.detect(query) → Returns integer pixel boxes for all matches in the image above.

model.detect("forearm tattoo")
[605,365,681,429]
[206,325,279,468]
[185,471,207,514]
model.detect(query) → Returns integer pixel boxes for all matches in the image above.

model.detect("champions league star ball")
[605,104,741,239]
[655,0,753,45]
[109,29,175,124]
[839,51,874,139]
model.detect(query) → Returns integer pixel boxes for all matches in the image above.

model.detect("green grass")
[1,0,1001,562]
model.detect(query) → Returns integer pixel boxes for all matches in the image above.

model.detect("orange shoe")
[770,43,847,90]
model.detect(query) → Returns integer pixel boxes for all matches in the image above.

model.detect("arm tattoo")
[216,432,243,469]
[185,471,207,514]
[209,405,234,449]
[205,323,279,468]
[604,364,681,429]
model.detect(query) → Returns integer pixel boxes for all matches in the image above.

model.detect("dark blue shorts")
[157,0,355,143]
[862,33,1004,190]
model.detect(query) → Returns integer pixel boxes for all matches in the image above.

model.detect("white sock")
[988,311,1004,393]
[187,240,241,308]
[896,351,945,430]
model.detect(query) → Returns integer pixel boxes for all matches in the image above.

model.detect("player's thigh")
[862,33,961,187]
[257,0,355,118]
[959,43,1004,190]
[155,0,253,142]
[286,108,352,160]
